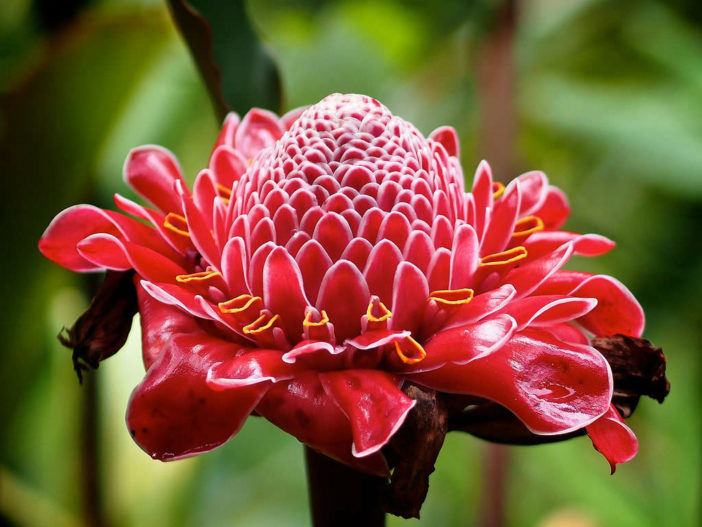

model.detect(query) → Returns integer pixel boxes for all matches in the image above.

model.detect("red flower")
[40,94,644,475]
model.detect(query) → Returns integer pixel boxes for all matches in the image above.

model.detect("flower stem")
[478,443,510,527]
[304,447,386,527]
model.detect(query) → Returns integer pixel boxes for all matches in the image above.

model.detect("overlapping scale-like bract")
[40,94,644,474]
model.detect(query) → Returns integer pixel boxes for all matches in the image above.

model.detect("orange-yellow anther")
[243,313,280,335]
[218,294,262,314]
[175,270,222,283]
[480,246,528,267]
[366,299,392,323]
[303,309,330,327]
[511,215,544,242]
[394,336,427,365]
[163,213,190,237]
[429,288,475,305]
[492,181,505,200]
[215,183,232,199]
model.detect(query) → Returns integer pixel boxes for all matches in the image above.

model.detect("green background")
[1,0,699,525]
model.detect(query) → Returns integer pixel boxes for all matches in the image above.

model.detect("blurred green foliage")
[1,0,699,526]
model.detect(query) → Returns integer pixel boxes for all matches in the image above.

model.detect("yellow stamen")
[428,288,474,305]
[215,183,232,198]
[394,336,427,365]
[243,313,280,335]
[366,300,392,323]
[303,310,330,327]
[218,294,262,314]
[480,246,528,267]
[175,270,222,283]
[512,215,544,239]
[164,213,190,237]
[492,181,505,200]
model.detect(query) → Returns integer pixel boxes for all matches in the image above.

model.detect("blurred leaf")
[167,0,282,119]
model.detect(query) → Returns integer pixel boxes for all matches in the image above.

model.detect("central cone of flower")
[39,93,646,475]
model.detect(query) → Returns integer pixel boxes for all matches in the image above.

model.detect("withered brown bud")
[59,270,138,382]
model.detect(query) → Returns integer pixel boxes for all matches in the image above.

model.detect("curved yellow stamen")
[394,336,427,365]
[428,288,474,305]
[218,294,261,314]
[175,270,222,283]
[480,246,528,267]
[164,213,190,237]
[492,181,505,200]
[366,300,392,323]
[512,215,544,239]
[215,183,232,199]
[243,313,280,335]
[303,310,330,327]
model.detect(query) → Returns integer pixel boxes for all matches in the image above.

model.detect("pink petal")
[426,248,451,293]
[207,349,305,388]
[345,329,411,350]
[235,108,285,160]
[470,160,494,238]
[263,247,311,341]
[212,112,240,150]
[312,212,353,261]
[500,295,598,330]
[402,230,434,273]
[442,284,517,329]
[449,224,479,290]
[363,240,403,307]
[414,314,517,371]
[523,232,615,260]
[390,262,429,335]
[319,370,415,457]
[76,233,131,269]
[429,126,460,157]
[317,260,370,342]
[586,404,638,473]
[221,237,250,297]
[126,332,266,461]
[296,239,334,305]
[182,194,221,270]
[480,179,521,256]
[209,145,248,188]
[514,171,547,217]
[340,237,373,271]
[123,146,187,214]
[502,242,573,297]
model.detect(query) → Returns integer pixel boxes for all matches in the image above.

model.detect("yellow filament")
[480,246,528,267]
[492,181,505,200]
[428,288,475,305]
[163,213,190,237]
[175,270,222,283]
[512,215,544,238]
[218,294,261,314]
[394,336,427,365]
[243,314,280,335]
[366,300,392,323]
[215,183,232,198]
[303,310,330,327]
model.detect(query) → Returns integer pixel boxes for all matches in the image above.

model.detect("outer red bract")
[39,94,643,474]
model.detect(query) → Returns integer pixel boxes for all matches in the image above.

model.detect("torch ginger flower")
[39,93,647,475]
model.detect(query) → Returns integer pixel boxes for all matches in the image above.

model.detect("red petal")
[500,295,598,330]
[587,404,638,473]
[449,224,479,289]
[345,329,410,350]
[514,171,547,217]
[212,112,240,150]
[318,261,370,342]
[363,240,403,307]
[410,328,612,435]
[263,247,310,341]
[319,370,415,457]
[523,232,615,260]
[502,242,573,297]
[221,237,250,297]
[312,212,352,261]
[390,262,429,335]
[235,108,284,160]
[296,239,334,305]
[533,187,569,229]
[480,179,521,256]
[442,284,516,329]
[470,161,494,239]
[257,374,390,476]
[77,234,131,269]
[429,126,460,157]
[207,349,305,388]
[124,146,187,214]
[126,332,266,461]
[570,275,645,338]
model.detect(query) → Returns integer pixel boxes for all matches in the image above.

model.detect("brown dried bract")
[59,270,138,382]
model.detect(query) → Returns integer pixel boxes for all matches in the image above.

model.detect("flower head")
[40,93,649,475]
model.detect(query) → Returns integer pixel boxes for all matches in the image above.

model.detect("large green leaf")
[167,0,282,119]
